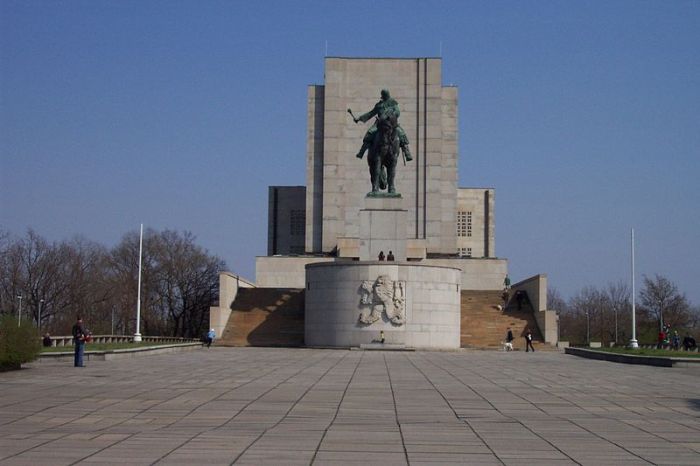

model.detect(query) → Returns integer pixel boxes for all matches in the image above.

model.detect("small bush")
[0,315,41,370]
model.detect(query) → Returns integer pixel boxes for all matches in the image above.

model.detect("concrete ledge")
[359,343,414,351]
[37,343,203,362]
[565,347,700,368]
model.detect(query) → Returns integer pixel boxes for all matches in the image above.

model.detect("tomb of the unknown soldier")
[210,57,558,351]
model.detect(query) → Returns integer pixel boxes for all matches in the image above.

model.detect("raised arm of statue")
[357,105,379,123]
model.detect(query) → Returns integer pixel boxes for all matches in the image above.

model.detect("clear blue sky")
[2,1,699,304]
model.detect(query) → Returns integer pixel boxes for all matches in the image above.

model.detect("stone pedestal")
[305,262,461,349]
[359,196,407,261]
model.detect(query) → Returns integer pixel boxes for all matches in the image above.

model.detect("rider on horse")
[353,89,413,162]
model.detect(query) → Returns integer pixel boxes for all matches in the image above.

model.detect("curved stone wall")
[305,262,461,349]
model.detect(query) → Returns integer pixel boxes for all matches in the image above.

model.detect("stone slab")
[1,349,698,465]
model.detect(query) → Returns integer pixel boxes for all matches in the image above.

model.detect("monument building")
[260,57,503,290]
[212,57,557,350]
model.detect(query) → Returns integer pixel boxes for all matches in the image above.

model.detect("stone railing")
[636,343,698,352]
[568,343,698,353]
[42,335,200,347]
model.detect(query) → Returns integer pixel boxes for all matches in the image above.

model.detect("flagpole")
[629,228,638,348]
[134,224,143,342]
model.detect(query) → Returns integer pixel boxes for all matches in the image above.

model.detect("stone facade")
[305,262,461,349]
[267,186,306,255]
[456,188,495,258]
[306,58,458,255]
[261,57,505,290]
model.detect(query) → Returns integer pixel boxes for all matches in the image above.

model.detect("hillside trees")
[0,228,224,338]
[639,274,692,332]
[557,275,697,345]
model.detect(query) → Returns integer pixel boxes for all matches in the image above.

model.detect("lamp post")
[629,228,639,348]
[38,299,44,332]
[17,294,23,327]
[586,309,590,346]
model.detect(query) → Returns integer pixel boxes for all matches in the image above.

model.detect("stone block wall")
[306,57,458,256]
[305,262,461,349]
[456,188,495,258]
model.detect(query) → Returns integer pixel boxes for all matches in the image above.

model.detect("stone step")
[359,343,415,351]
[219,288,305,347]
[460,290,544,349]
[221,288,548,351]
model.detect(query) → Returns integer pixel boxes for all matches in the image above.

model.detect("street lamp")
[38,299,45,332]
[585,309,590,346]
[16,294,22,327]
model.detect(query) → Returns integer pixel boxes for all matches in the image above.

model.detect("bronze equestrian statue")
[349,89,412,196]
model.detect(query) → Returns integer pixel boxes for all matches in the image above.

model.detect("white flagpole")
[629,228,638,348]
[134,224,143,342]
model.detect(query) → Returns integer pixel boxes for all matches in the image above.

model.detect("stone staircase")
[218,288,305,347]
[218,287,553,351]
[461,290,552,350]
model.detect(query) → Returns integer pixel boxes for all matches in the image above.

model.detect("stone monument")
[304,86,461,349]
[349,89,412,196]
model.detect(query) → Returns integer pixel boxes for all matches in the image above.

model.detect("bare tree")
[107,229,158,336]
[149,230,223,338]
[639,274,692,331]
[605,281,630,344]
[547,287,567,313]
[107,229,224,338]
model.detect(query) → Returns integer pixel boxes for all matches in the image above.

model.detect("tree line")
[0,228,224,338]
[551,275,699,346]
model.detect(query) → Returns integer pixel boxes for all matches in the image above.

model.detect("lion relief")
[358,275,406,326]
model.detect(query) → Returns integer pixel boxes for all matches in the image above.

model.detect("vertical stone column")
[359,197,407,261]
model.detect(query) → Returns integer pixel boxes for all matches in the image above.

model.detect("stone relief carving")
[358,275,406,325]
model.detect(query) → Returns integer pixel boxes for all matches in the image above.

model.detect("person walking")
[72,317,86,367]
[505,327,514,351]
[672,331,680,351]
[503,275,511,290]
[206,328,216,348]
[525,328,535,352]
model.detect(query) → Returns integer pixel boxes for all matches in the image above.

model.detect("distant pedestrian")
[515,290,525,310]
[387,251,395,261]
[503,275,511,290]
[380,330,385,344]
[378,251,385,261]
[42,333,52,348]
[672,331,680,351]
[206,328,216,348]
[71,317,86,367]
[682,335,696,351]
[504,327,514,351]
[657,330,666,349]
[525,328,535,352]
[501,289,510,306]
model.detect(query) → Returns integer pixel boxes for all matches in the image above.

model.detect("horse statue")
[367,113,400,194]
[349,89,412,196]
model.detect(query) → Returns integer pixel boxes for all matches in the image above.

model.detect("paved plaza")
[0,348,698,465]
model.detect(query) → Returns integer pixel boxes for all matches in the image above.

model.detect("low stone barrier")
[565,347,700,368]
[37,342,202,363]
[42,335,199,347]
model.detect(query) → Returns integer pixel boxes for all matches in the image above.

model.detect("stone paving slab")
[0,348,698,465]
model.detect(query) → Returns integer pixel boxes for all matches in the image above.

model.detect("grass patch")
[591,347,700,359]
[41,341,193,353]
